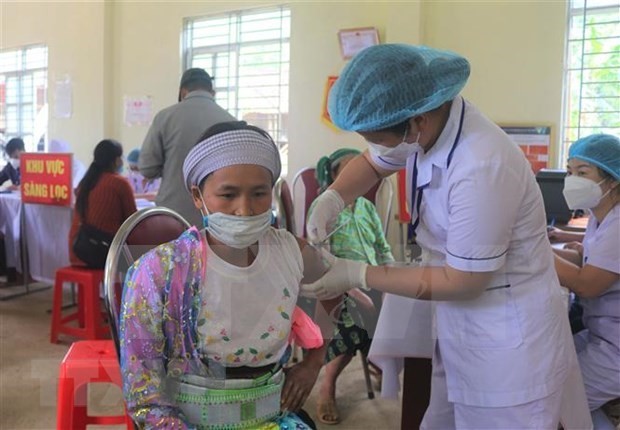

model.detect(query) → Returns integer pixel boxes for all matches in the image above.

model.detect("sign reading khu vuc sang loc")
[20,153,73,206]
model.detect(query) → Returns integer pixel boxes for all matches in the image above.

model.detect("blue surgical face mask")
[196,191,272,249]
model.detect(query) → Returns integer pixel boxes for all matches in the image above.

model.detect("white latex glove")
[300,256,368,300]
[306,189,345,244]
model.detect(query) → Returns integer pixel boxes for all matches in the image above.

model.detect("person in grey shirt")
[140,68,235,226]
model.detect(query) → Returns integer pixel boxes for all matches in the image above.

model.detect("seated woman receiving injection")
[119,121,340,429]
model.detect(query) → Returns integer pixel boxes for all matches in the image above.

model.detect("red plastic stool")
[51,266,109,343]
[57,340,133,429]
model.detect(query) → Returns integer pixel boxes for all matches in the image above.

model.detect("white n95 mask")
[203,209,272,249]
[562,175,606,210]
[368,132,422,161]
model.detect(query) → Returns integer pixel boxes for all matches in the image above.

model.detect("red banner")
[20,153,73,206]
[397,169,411,223]
[321,76,339,129]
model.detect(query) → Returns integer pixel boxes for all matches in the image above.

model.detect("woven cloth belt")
[166,370,284,429]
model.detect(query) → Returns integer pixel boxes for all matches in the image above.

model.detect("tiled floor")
[0,282,401,429]
[4,279,617,429]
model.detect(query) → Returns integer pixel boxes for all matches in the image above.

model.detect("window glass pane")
[184,6,290,174]
[561,0,619,162]
[0,45,48,141]
[5,76,19,104]
[25,46,47,70]
[21,74,34,103]
[21,106,34,133]
[6,106,18,133]
[0,50,19,73]
[191,17,236,48]
[191,53,215,73]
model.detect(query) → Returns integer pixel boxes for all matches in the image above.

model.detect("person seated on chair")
[0,137,24,190]
[68,139,137,268]
[1,137,26,285]
[310,148,394,425]
[126,148,160,196]
[553,134,620,429]
[119,121,343,429]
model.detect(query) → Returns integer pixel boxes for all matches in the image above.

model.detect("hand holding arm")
[300,254,368,300]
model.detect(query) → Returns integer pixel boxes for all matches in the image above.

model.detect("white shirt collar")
[416,97,464,187]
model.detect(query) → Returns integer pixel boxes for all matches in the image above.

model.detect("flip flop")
[316,398,340,425]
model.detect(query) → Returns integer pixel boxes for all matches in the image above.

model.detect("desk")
[0,192,22,270]
[368,293,433,429]
[1,193,155,285]
[24,203,72,284]
[557,216,588,232]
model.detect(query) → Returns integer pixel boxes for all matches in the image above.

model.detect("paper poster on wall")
[124,96,152,126]
[501,126,551,174]
[54,77,72,119]
[338,27,380,60]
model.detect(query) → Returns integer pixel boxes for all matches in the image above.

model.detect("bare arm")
[554,254,619,298]
[366,264,493,301]
[552,246,582,266]
[548,227,585,243]
[281,238,339,412]
[296,237,331,284]
[329,151,394,205]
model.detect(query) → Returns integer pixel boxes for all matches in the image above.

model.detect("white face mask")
[368,130,422,160]
[562,175,608,210]
[9,158,20,169]
[197,193,272,249]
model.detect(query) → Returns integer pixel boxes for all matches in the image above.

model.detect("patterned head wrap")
[315,148,361,191]
[182,129,281,191]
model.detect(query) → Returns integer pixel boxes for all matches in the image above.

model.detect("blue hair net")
[328,44,470,132]
[127,148,140,165]
[568,134,620,181]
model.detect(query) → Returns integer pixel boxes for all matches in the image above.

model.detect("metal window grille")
[183,6,290,174]
[561,0,619,161]
[0,45,48,152]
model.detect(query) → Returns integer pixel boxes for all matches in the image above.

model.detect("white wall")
[1,1,107,165]
[2,1,568,169]
[1,1,568,255]
[422,0,567,162]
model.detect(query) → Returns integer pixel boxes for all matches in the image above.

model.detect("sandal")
[316,398,340,425]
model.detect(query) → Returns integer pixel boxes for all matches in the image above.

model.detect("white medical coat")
[372,97,577,407]
[576,204,620,409]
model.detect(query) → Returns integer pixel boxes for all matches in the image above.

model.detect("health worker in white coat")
[553,134,620,429]
[302,44,591,429]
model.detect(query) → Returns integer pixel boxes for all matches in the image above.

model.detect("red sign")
[20,153,73,206]
[321,76,339,128]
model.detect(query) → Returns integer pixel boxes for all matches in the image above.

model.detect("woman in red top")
[68,139,137,267]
